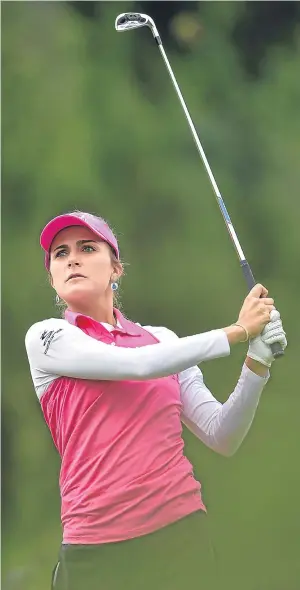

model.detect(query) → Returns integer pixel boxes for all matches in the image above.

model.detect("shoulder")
[139,324,179,343]
[25,318,72,355]
[25,318,67,343]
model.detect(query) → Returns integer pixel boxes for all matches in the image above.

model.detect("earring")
[55,294,60,304]
[111,282,118,291]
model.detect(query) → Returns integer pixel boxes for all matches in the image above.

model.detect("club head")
[115,13,154,33]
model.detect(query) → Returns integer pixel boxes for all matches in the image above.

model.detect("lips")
[66,273,86,282]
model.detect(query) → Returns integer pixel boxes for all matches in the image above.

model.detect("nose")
[67,257,81,268]
[68,262,80,269]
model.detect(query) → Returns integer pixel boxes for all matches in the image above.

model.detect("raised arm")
[25,319,230,389]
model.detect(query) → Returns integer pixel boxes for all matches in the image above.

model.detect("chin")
[61,281,104,307]
[63,285,96,304]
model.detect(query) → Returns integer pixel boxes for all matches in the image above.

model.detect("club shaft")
[156,41,246,263]
[117,18,283,358]
[157,41,285,357]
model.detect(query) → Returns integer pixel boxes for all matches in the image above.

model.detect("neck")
[68,297,116,326]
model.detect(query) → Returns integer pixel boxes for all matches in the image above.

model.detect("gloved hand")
[247,310,287,367]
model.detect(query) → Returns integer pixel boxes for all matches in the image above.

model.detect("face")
[49,226,121,308]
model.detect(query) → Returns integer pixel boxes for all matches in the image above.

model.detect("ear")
[48,272,54,288]
[113,262,124,281]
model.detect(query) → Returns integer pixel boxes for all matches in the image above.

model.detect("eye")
[82,245,96,252]
[55,249,67,258]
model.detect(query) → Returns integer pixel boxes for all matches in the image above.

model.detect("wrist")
[223,324,249,345]
[245,356,270,377]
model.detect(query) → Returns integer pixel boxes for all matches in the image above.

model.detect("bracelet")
[232,323,249,343]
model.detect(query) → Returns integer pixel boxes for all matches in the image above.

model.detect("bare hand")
[237,284,275,338]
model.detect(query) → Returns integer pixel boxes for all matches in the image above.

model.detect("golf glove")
[247,310,287,367]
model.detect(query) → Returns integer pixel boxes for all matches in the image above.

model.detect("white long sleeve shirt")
[25,317,269,457]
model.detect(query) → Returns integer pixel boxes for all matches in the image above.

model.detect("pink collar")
[65,308,141,337]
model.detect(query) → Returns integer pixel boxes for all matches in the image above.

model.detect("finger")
[260,297,274,306]
[258,303,274,316]
[270,309,280,322]
[260,285,268,298]
[249,283,267,298]
[263,320,282,335]
[264,332,287,347]
[261,307,273,322]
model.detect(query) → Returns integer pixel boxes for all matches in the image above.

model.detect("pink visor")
[40,211,119,269]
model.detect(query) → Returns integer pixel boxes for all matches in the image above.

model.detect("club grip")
[270,341,284,357]
[240,260,284,358]
[240,259,256,291]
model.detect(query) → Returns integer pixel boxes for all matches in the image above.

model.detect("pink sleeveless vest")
[40,309,205,544]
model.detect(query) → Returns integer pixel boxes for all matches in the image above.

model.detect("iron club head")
[115,13,157,36]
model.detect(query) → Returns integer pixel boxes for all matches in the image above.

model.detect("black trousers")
[51,511,219,590]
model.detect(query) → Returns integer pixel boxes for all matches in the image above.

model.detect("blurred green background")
[2,1,300,589]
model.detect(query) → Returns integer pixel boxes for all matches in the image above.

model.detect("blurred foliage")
[2,2,300,589]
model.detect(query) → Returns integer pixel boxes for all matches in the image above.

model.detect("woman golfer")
[25,210,287,590]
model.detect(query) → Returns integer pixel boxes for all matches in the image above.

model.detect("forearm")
[182,364,269,457]
[203,364,268,456]
[136,330,230,379]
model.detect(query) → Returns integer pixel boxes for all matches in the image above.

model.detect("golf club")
[115,12,283,358]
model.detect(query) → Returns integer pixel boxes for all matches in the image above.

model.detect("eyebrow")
[53,240,98,252]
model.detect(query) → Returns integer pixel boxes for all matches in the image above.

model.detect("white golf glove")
[247,310,287,367]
